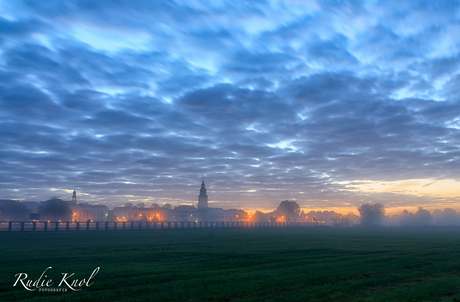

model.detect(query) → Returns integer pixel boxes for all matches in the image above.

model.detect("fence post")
[96,222,99,230]
[33,221,36,231]
[105,222,108,230]
[55,222,59,231]
[76,222,80,231]
[86,221,90,231]
[44,221,48,231]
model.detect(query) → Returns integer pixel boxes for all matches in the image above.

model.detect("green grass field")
[1,226,460,301]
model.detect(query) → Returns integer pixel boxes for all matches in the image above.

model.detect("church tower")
[197,181,208,210]
[71,190,77,204]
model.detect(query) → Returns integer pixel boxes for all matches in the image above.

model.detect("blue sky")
[1,0,460,213]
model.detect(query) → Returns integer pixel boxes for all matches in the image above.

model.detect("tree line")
[1,198,459,226]
[0,197,71,221]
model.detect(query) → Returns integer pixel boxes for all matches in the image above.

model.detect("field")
[1,226,460,301]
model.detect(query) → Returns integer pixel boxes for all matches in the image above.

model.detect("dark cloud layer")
[1,0,460,211]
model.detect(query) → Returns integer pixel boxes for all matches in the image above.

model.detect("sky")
[1,0,460,214]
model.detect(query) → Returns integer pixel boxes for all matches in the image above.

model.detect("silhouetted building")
[10,183,248,222]
[197,180,208,210]
[108,181,248,223]
[68,190,109,222]
[111,205,169,222]
[172,205,198,221]
[71,190,77,204]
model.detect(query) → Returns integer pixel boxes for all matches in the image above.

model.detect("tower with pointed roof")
[71,190,77,204]
[197,181,208,210]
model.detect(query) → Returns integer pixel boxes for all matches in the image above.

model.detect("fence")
[0,221,319,231]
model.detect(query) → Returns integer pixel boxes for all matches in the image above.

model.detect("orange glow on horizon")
[336,178,460,198]
[276,216,285,222]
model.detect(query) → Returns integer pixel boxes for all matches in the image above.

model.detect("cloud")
[307,34,359,65]
[422,181,436,188]
[0,0,459,211]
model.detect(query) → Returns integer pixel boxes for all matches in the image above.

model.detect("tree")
[344,212,360,225]
[276,200,300,222]
[0,200,30,220]
[253,211,270,222]
[413,207,431,225]
[358,203,385,226]
[432,208,459,225]
[135,203,145,208]
[150,203,160,208]
[401,207,431,226]
[163,203,172,210]
[124,203,133,208]
[38,197,72,221]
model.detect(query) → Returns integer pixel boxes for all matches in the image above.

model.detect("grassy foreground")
[1,227,460,301]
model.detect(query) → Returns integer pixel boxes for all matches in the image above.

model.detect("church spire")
[72,189,77,204]
[197,180,208,210]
